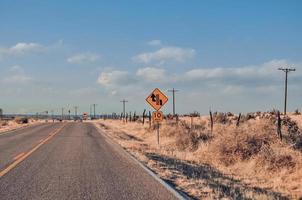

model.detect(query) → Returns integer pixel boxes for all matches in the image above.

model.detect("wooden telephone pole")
[278,67,296,115]
[168,88,179,116]
[120,99,128,117]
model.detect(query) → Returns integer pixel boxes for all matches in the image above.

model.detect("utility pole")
[51,110,54,122]
[74,106,78,119]
[61,108,64,121]
[90,104,92,118]
[278,67,296,115]
[120,99,128,117]
[92,104,97,119]
[168,88,179,116]
[45,111,48,122]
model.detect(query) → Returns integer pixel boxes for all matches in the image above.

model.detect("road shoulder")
[92,122,190,200]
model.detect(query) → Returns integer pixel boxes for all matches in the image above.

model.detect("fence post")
[277,111,282,141]
[149,111,152,129]
[236,113,241,127]
[133,111,136,122]
[142,109,146,125]
[126,113,128,123]
[210,110,213,134]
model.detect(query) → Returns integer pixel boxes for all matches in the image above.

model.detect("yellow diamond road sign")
[146,88,168,111]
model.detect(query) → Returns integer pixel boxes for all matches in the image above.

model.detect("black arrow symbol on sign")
[151,93,163,106]
[151,93,156,102]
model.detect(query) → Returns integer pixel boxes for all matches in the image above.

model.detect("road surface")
[0,122,179,200]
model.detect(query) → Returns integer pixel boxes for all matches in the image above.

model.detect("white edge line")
[92,122,191,200]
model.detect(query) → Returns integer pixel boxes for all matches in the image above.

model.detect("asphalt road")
[0,122,179,200]
[0,123,62,170]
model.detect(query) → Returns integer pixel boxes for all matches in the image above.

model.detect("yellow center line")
[0,123,66,178]
[13,152,25,161]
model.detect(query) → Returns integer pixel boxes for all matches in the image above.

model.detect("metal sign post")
[152,111,163,145]
[157,122,160,145]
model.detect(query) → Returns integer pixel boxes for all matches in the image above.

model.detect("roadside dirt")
[93,115,302,199]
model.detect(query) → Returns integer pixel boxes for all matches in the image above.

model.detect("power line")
[278,67,296,115]
[168,88,179,116]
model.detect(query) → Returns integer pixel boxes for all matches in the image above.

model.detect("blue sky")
[0,0,301,115]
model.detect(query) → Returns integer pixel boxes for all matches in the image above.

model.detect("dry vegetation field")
[94,112,302,199]
[0,117,42,134]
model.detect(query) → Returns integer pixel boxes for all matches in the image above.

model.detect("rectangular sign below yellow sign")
[152,111,163,123]
[146,88,168,111]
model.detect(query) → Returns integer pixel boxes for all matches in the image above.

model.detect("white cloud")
[0,42,43,59]
[67,52,100,64]
[8,42,43,54]
[97,70,134,87]
[111,90,117,96]
[2,74,32,84]
[94,59,301,112]
[69,87,99,97]
[9,65,24,73]
[147,40,162,46]
[136,67,166,82]
[0,49,5,60]
[222,85,244,94]
[183,59,300,82]
[2,65,33,84]
[133,47,195,64]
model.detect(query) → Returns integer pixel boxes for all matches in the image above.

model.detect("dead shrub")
[282,116,302,151]
[211,121,278,166]
[226,112,234,117]
[173,121,199,151]
[190,111,200,117]
[242,113,256,121]
[219,134,270,166]
[260,153,296,171]
[293,136,302,151]
[14,117,28,124]
[273,155,296,169]
[294,109,301,115]
[163,127,178,137]
[213,112,231,124]
[175,130,199,151]
[235,136,267,160]
[0,120,8,126]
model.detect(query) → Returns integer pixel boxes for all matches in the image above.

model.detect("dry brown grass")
[94,113,302,199]
[0,118,43,133]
